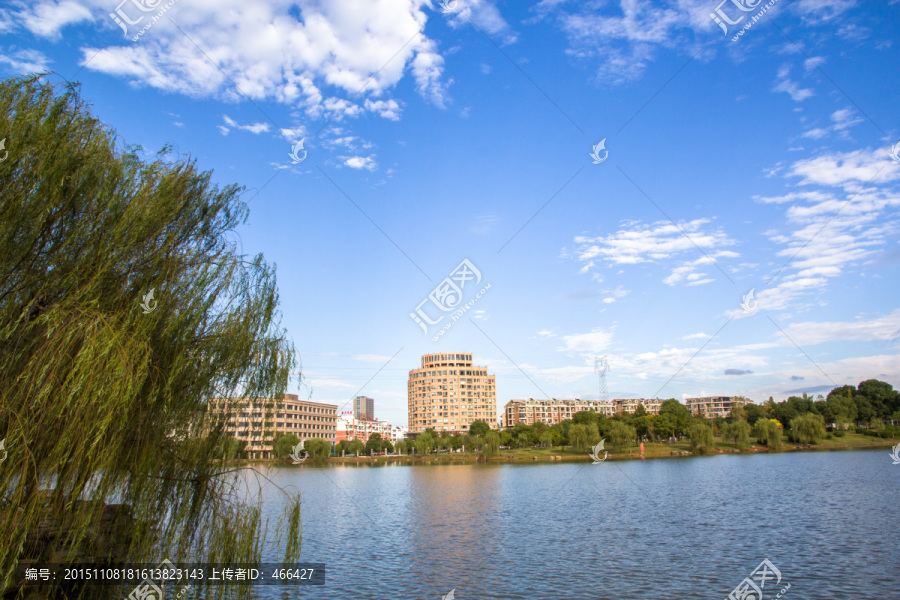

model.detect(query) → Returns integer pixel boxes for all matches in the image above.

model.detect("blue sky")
[3,0,899,428]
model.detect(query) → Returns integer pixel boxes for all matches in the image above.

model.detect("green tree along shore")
[280,381,900,466]
[0,77,301,598]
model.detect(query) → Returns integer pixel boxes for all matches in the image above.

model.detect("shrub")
[881,425,900,439]
[304,438,331,464]
[855,428,881,438]
[273,433,302,460]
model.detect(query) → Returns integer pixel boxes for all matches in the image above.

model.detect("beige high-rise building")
[407,352,496,434]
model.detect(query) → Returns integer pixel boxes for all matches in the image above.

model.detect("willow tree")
[754,419,783,450]
[790,413,826,444]
[605,420,635,451]
[568,424,589,451]
[723,420,751,450]
[688,422,715,454]
[484,431,499,456]
[0,76,300,598]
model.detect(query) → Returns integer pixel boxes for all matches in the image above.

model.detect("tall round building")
[407,352,497,434]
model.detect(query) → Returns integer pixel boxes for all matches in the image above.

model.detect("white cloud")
[663,251,738,286]
[792,0,857,24]
[0,10,14,34]
[561,328,614,353]
[778,309,900,347]
[18,1,91,39]
[835,22,870,41]
[531,364,594,384]
[530,0,568,20]
[830,108,863,132]
[364,98,402,120]
[410,36,449,108]
[78,0,447,116]
[739,147,900,315]
[756,190,833,205]
[530,325,897,401]
[573,219,737,286]
[598,285,630,304]
[802,127,828,140]
[530,0,725,84]
[748,353,900,401]
[608,345,772,389]
[221,114,271,134]
[683,332,711,340]
[556,3,687,84]
[0,48,51,73]
[773,64,814,102]
[322,97,363,121]
[302,372,359,392]
[343,155,377,170]
[803,56,826,71]
[788,147,900,188]
[447,0,517,45]
[279,126,308,144]
[801,108,863,140]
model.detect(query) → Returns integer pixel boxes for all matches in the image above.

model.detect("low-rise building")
[686,396,747,419]
[391,425,407,441]
[207,393,337,459]
[336,412,394,444]
[503,398,615,428]
[612,398,664,416]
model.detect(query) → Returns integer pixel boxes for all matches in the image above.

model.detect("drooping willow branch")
[0,75,302,599]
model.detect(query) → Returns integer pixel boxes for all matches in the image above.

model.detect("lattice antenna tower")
[593,355,609,402]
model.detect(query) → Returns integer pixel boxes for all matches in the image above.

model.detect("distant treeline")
[233,379,899,460]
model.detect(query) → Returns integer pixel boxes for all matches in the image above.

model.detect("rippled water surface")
[243,449,897,599]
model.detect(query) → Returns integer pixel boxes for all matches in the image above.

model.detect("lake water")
[241,449,897,599]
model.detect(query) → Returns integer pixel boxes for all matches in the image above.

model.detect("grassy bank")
[262,432,897,467]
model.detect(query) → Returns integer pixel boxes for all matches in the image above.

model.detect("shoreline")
[245,437,897,467]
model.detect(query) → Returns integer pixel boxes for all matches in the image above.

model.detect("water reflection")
[248,450,897,599]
